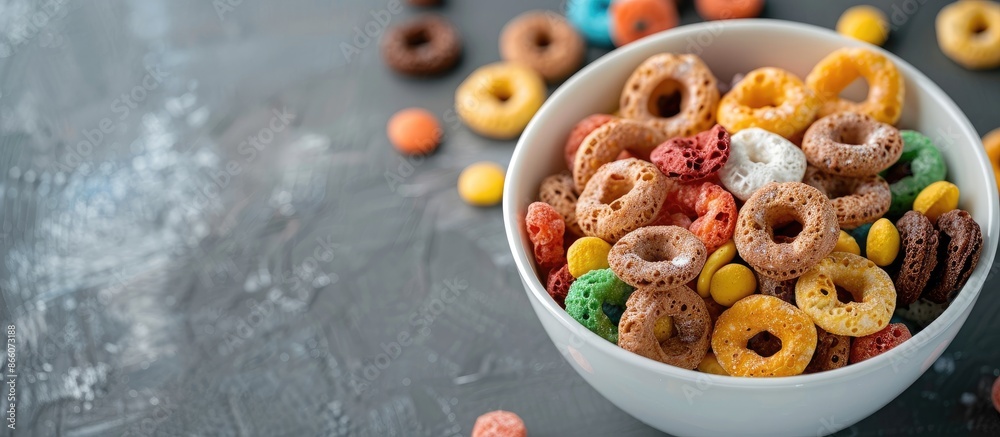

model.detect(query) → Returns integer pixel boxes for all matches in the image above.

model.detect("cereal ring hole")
[488,80,513,102]
[747,331,782,357]
[839,77,870,103]
[602,302,625,325]
[769,215,804,243]
[404,28,431,48]
[648,79,684,118]
[533,30,552,49]
[744,87,781,109]
[836,284,858,304]
[970,13,990,36]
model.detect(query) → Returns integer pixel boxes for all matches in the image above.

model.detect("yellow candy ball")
[654,315,675,343]
[697,240,737,298]
[710,264,757,307]
[837,5,889,46]
[697,352,729,376]
[866,218,900,267]
[834,230,861,255]
[567,236,613,278]
[913,181,960,222]
[458,162,505,206]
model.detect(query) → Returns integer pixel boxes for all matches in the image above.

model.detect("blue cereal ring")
[567,0,614,47]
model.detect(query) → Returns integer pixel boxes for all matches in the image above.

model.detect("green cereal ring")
[881,130,947,218]
[565,268,634,343]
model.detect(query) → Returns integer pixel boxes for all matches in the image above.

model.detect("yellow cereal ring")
[717,67,820,139]
[866,218,900,267]
[913,180,960,222]
[458,162,505,206]
[697,352,729,376]
[936,0,1000,70]
[795,252,896,337]
[712,295,818,377]
[837,5,889,46]
[805,47,904,125]
[696,240,736,298]
[709,264,757,307]
[567,236,613,278]
[834,230,861,255]
[982,127,1000,191]
[455,62,546,139]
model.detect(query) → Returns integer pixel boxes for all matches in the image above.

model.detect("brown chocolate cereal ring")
[573,120,666,191]
[500,11,585,83]
[924,209,983,303]
[805,328,851,373]
[795,252,896,337]
[801,112,904,177]
[539,173,583,236]
[893,211,939,306]
[381,15,462,76]
[802,166,891,230]
[618,286,711,370]
[576,159,670,243]
[734,182,840,281]
[608,226,708,289]
[757,274,797,305]
[619,53,720,139]
[712,295,818,377]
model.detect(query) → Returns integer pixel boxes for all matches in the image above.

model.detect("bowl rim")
[502,19,999,388]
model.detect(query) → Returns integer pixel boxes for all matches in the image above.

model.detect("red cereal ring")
[564,114,617,171]
[734,182,840,281]
[619,53,721,139]
[576,159,670,243]
[472,410,527,437]
[608,226,708,289]
[849,323,911,363]
[651,125,731,182]
[695,0,765,21]
[618,286,712,370]
[573,120,666,191]
[664,181,737,253]
[609,0,679,47]
[546,264,575,308]
[802,112,904,177]
[526,202,566,269]
[802,166,891,230]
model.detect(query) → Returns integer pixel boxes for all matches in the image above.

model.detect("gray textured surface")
[1,0,999,435]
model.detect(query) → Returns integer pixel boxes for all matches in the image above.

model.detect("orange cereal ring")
[712,294,818,377]
[802,166,891,230]
[539,173,583,236]
[608,226,708,289]
[735,182,839,281]
[619,53,720,139]
[609,0,679,47]
[802,112,904,177]
[573,120,666,191]
[805,47,905,125]
[387,108,442,155]
[695,0,765,21]
[983,127,1000,190]
[664,181,737,253]
[795,252,896,337]
[618,286,711,370]
[526,202,566,269]
[716,67,820,140]
[576,159,670,243]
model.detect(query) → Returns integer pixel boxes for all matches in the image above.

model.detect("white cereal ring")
[719,128,807,201]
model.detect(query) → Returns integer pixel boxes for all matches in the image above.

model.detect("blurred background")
[0,0,998,435]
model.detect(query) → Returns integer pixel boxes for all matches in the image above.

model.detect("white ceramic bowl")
[503,20,998,437]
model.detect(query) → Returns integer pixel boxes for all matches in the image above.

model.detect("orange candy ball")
[610,0,679,47]
[387,108,442,155]
[471,410,527,437]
